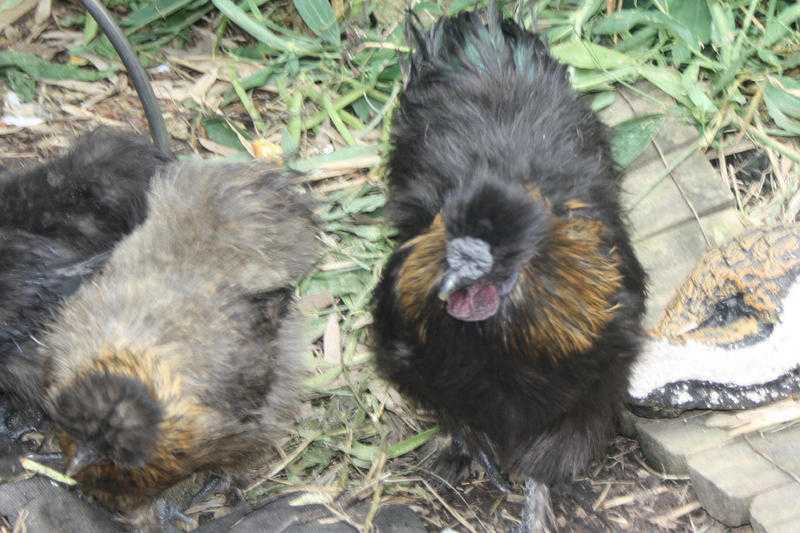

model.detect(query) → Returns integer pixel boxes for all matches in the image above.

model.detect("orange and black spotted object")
[371,7,647,491]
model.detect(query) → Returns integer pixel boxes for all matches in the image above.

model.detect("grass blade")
[293,0,340,46]
[211,0,321,55]
[0,50,112,81]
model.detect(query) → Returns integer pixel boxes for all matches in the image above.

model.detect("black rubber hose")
[79,0,171,154]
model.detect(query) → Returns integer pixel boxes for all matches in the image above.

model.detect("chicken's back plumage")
[0,130,170,410]
[373,10,646,486]
[41,161,319,514]
[0,128,171,253]
[0,230,108,404]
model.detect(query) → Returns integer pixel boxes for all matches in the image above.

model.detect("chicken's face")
[50,372,162,476]
[437,179,551,322]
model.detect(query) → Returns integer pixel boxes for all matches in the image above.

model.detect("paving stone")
[632,412,731,474]
[635,207,744,327]
[745,427,800,479]
[750,484,800,533]
[599,83,744,328]
[687,441,793,527]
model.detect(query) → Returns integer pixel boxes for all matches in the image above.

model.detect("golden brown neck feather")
[57,347,215,511]
[396,213,447,323]
[505,216,622,359]
[394,201,624,360]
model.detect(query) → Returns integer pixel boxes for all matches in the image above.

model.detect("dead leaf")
[166,117,190,141]
[1,93,46,128]
[297,291,335,315]
[368,382,407,415]
[322,313,342,364]
[188,68,219,107]
[0,0,37,30]
[40,79,111,95]
[166,53,265,83]
[151,79,194,101]
[34,0,51,26]
[197,137,240,157]
[61,105,125,127]
[705,398,800,437]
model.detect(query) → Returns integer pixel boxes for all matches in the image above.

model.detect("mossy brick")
[687,441,792,526]
[599,82,744,328]
[750,484,800,533]
[746,427,800,479]
[633,413,731,475]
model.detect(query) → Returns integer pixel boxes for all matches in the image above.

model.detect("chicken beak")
[438,272,461,301]
[66,446,100,477]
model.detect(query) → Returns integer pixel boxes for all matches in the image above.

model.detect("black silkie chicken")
[0,129,171,407]
[0,230,109,405]
[371,8,647,526]
[0,128,170,254]
[38,160,319,525]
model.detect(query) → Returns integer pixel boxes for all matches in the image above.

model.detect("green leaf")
[83,10,99,44]
[350,98,371,122]
[202,117,249,151]
[763,3,800,48]
[610,114,663,169]
[341,194,385,215]
[304,271,367,299]
[414,1,443,17]
[287,144,381,173]
[293,0,340,46]
[593,10,702,55]
[572,0,604,38]
[756,48,782,69]
[550,41,635,70]
[682,61,717,116]
[212,0,321,55]
[708,0,734,64]
[570,66,638,92]
[783,52,800,70]
[4,69,36,102]
[447,0,476,16]
[334,426,439,462]
[637,65,690,106]
[764,77,800,135]
[590,91,616,112]
[386,427,439,458]
[0,50,112,81]
[667,0,711,43]
[325,223,386,242]
[122,0,199,34]
[616,26,658,53]
[671,43,691,66]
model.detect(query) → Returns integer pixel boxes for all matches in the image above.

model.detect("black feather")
[372,10,647,485]
[0,127,172,253]
[0,230,108,404]
[0,129,172,407]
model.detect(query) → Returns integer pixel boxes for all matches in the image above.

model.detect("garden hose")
[79,0,171,154]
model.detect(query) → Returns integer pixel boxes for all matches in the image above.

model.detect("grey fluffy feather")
[38,159,320,515]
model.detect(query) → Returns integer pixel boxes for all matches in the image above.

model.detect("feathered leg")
[516,479,556,533]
